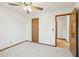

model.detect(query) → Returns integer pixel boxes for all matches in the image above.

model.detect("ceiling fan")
[8,2,43,13]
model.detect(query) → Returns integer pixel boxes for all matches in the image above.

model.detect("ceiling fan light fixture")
[8,2,43,14]
[27,5,32,12]
[24,5,32,13]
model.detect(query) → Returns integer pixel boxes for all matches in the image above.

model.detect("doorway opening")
[55,13,71,48]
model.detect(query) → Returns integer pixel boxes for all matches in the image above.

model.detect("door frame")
[55,13,71,47]
[55,12,78,56]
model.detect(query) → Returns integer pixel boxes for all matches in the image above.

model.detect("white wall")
[0,4,26,49]
[67,15,70,41]
[26,9,71,46]
[25,14,32,41]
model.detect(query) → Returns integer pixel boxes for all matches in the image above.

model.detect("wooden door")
[32,18,39,43]
[70,8,77,57]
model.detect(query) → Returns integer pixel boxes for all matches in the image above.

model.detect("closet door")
[32,18,39,43]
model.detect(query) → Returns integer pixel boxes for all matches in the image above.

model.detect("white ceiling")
[0,2,76,15]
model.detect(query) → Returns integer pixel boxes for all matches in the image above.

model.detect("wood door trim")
[56,13,71,17]
[55,13,71,47]
[76,9,78,57]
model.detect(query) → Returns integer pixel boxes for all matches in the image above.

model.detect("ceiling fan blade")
[32,6,43,11]
[8,3,21,6]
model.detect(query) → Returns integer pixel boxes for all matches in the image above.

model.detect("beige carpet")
[0,41,72,57]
